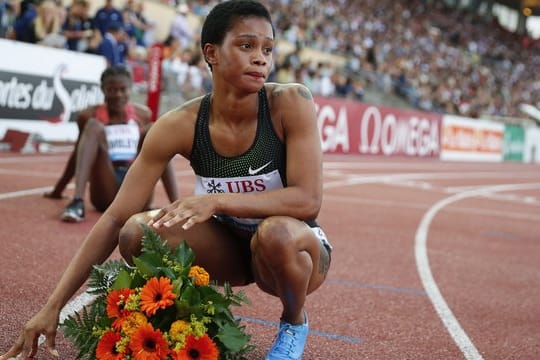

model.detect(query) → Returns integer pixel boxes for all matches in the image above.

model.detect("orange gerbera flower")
[129,323,169,360]
[173,334,219,360]
[106,288,135,318]
[139,277,176,316]
[188,266,210,287]
[96,331,123,360]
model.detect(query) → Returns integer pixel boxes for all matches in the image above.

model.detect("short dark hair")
[100,64,132,84]
[200,0,274,66]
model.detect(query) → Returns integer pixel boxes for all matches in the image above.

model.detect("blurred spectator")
[179,52,208,99]
[191,0,212,17]
[334,74,354,98]
[53,0,65,24]
[172,47,192,88]
[0,0,17,38]
[161,34,181,91]
[350,77,365,100]
[318,62,335,97]
[263,0,540,118]
[62,0,95,52]
[93,0,122,36]
[123,0,152,47]
[0,0,8,37]
[275,62,295,84]
[162,33,180,61]
[9,0,36,41]
[169,2,192,50]
[26,0,65,47]
[4,0,537,119]
[121,7,136,44]
[97,21,125,66]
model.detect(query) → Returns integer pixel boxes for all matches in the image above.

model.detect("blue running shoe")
[266,313,309,360]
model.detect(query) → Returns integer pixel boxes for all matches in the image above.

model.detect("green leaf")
[140,224,171,256]
[149,305,177,331]
[86,260,125,295]
[132,252,161,278]
[216,323,251,353]
[60,302,104,359]
[172,277,183,295]
[175,299,193,319]
[111,268,132,290]
[131,272,147,288]
[180,285,201,305]
[172,241,195,267]
[229,289,250,306]
[157,266,177,280]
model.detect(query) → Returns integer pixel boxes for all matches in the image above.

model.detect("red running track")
[0,152,539,359]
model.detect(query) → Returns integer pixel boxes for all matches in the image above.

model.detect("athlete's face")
[210,16,274,91]
[102,75,130,112]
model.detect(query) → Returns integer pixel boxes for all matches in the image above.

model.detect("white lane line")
[324,194,540,222]
[57,292,96,323]
[415,182,540,360]
[0,186,62,200]
[0,155,70,164]
[0,168,61,177]
[323,171,539,189]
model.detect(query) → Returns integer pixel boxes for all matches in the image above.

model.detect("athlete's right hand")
[148,195,218,230]
[0,307,60,360]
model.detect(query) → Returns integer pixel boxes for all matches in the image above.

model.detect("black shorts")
[212,215,332,285]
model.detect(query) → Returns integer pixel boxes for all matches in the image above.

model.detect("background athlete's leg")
[75,118,118,211]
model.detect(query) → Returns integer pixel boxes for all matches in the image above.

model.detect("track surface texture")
[1,152,539,359]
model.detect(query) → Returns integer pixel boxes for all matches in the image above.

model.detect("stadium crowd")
[1,0,539,119]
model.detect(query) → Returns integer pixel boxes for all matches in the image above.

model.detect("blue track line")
[238,316,365,345]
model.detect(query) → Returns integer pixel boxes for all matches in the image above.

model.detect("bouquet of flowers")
[61,225,253,360]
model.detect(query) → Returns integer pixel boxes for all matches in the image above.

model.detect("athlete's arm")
[274,83,323,218]
[134,103,180,203]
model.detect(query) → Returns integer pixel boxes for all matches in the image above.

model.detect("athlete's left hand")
[148,195,217,230]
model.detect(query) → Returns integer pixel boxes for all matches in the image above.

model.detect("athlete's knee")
[84,117,104,130]
[253,216,295,263]
[81,118,106,139]
[118,214,147,263]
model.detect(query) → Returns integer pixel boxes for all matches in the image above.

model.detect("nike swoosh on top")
[248,161,272,175]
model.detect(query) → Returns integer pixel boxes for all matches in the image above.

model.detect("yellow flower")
[116,336,130,355]
[124,292,140,312]
[188,266,210,286]
[190,315,208,338]
[121,312,148,336]
[170,320,191,340]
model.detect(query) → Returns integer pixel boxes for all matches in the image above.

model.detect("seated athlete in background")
[44,65,178,222]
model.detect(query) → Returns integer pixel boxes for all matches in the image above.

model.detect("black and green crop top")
[190,87,292,232]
